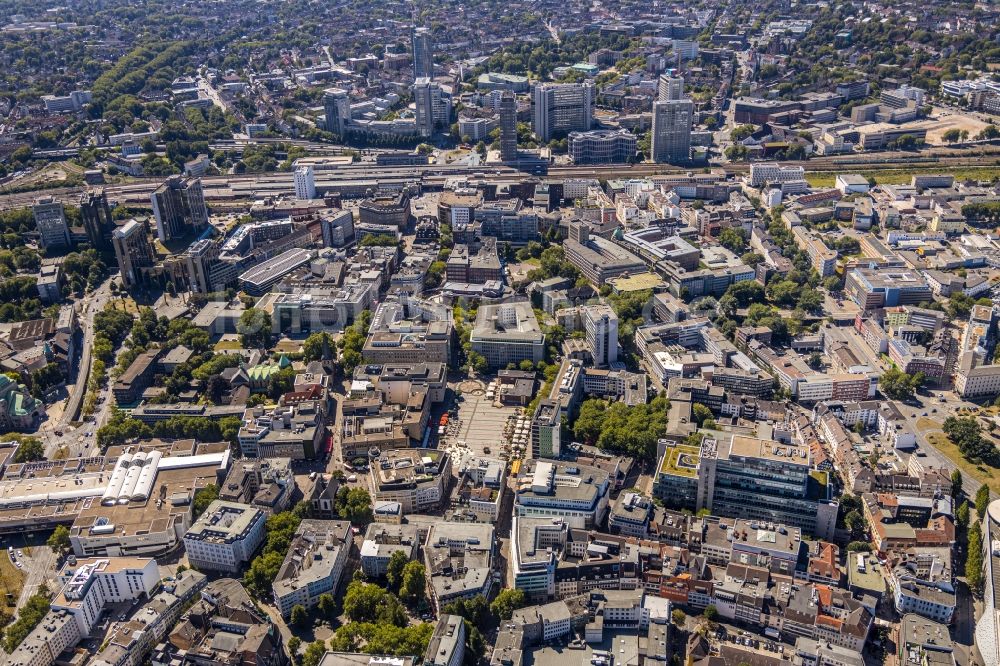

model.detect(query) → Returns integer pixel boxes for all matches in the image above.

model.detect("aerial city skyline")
[0,1,999,665]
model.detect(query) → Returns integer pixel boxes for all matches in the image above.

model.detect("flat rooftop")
[472,302,543,341]
[72,448,227,543]
[659,444,700,478]
[728,435,809,465]
[372,449,447,489]
[525,631,640,666]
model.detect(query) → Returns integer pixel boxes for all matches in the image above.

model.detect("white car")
[16,550,22,558]
[347,475,358,482]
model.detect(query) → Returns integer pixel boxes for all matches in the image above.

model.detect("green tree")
[879,367,920,401]
[47,525,70,553]
[238,308,272,349]
[967,522,984,597]
[671,609,686,625]
[342,581,408,626]
[797,288,823,313]
[703,605,719,621]
[976,484,991,518]
[948,292,976,319]
[290,604,309,627]
[490,589,527,621]
[242,510,303,598]
[692,403,713,427]
[766,279,800,307]
[317,593,336,618]
[192,484,219,519]
[11,437,44,463]
[268,366,296,400]
[722,280,764,308]
[335,487,374,525]
[302,332,335,362]
[2,590,51,652]
[718,227,748,254]
[287,636,302,663]
[467,351,488,374]
[386,550,408,590]
[572,399,607,444]
[441,595,490,626]
[977,125,1000,141]
[302,640,327,666]
[945,416,999,466]
[951,469,964,499]
[399,561,426,605]
[592,395,671,461]
[957,501,970,532]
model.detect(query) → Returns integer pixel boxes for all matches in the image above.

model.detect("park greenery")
[878,367,925,401]
[571,395,670,461]
[96,410,242,450]
[968,522,984,597]
[976,484,992,518]
[490,588,528,620]
[47,525,71,553]
[192,484,219,519]
[944,416,999,467]
[9,435,44,463]
[334,487,374,525]
[337,309,373,374]
[837,494,869,544]
[2,587,51,652]
[243,511,303,598]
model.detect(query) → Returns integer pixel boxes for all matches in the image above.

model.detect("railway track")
[1,152,997,212]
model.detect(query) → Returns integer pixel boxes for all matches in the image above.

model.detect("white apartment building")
[749,163,806,188]
[294,165,316,200]
[182,501,267,573]
[53,557,160,636]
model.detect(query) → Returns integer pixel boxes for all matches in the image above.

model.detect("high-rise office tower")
[320,209,355,248]
[183,238,220,293]
[80,189,114,250]
[499,92,518,162]
[294,165,316,200]
[32,197,72,250]
[412,27,434,80]
[150,175,209,242]
[651,76,693,164]
[531,83,594,142]
[113,219,155,288]
[323,88,350,137]
[657,75,684,102]
[583,304,619,367]
[414,77,452,138]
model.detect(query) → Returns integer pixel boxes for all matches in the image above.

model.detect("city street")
[39,277,120,459]
[2,533,59,612]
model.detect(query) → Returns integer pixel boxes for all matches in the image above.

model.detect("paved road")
[4,535,58,614]
[42,278,116,459]
[893,397,985,499]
